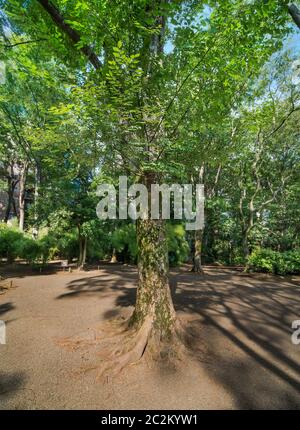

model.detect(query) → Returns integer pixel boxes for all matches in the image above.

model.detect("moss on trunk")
[192,229,204,274]
[130,218,176,340]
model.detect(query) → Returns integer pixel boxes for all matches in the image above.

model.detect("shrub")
[248,248,300,275]
[112,223,137,263]
[248,248,277,273]
[40,231,78,263]
[0,224,77,265]
[56,234,78,262]
[167,224,189,266]
[16,237,42,264]
[39,233,58,262]
[276,250,300,275]
[0,223,24,263]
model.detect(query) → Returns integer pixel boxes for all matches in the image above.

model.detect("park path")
[0,266,300,409]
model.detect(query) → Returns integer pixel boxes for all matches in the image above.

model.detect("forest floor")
[0,264,300,409]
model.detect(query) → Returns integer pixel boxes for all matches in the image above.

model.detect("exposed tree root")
[190,267,205,275]
[56,313,205,381]
[0,279,18,295]
[96,315,153,378]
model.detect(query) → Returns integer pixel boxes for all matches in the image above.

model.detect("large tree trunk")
[192,229,204,274]
[18,162,28,232]
[130,218,176,340]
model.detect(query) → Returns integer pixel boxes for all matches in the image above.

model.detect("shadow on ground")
[56,266,300,409]
[0,302,15,317]
[0,371,26,397]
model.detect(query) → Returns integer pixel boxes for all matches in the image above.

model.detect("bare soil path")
[0,266,300,409]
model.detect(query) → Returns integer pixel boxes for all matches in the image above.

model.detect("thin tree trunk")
[110,248,118,263]
[78,225,83,267]
[82,236,87,267]
[192,229,204,274]
[18,161,28,232]
[242,230,250,260]
[192,164,205,274]
[4,164,18,223]
[12,192,18,219]
[32,164,41,239]
[4,175,13,223]
[77,225,87,269]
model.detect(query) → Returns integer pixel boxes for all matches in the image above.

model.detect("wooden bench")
[61,261,72,272]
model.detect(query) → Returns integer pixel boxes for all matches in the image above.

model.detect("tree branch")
[37,0,102,70]
[4,39,47,48]
[288,3,300,29]
[264,104,300,141]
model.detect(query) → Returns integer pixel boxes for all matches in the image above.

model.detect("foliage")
[16,236,42,264]
[0,223,77,264]
[112,223,138,263]
[167,224,189,266]
[248,248,300,275]
[0,0,299,274]
[0,223,24,263]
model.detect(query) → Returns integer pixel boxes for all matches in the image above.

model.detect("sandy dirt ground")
[0,265,300,410]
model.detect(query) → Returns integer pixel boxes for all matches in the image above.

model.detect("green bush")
[56,234,78,262]
[39,233,58,262]
[0,223,24,263]
[40,231,78,263]
[0,224,44,264]
[276,250,300,275]
[112,223,137,263]
[167,224,189,266]
[248,248,300,275]
[0,224,78,264]
[16,237,42,264]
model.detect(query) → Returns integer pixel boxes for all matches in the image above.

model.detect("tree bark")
[4,175,13,223]
[191,164,205,274]
[110,248,118,263]
[18,161,28,231]
[289,4,300,30]
[242,229,250,260]
[77,225,87,269]
[78,225,83,267]
[130,217,176,340]
[82,236,87,267]
[32,163,41,239]
[37,0,102,70]
[192,229,204,274]
[4,164,18,223]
